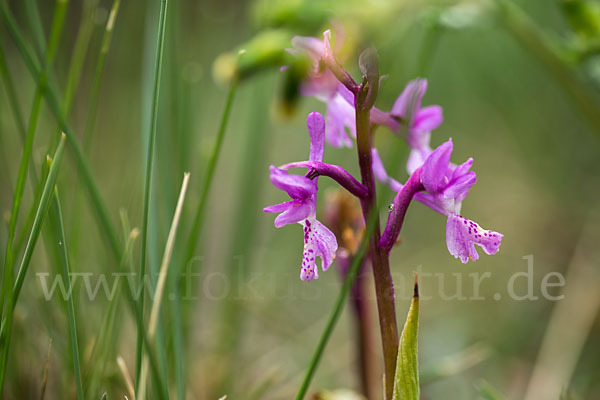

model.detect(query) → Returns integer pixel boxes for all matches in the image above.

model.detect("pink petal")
[421,139,453,193]
[270,166,317,199]
[274,200,313,227]
[443,171,477,199]
[391,79,427,118]
[307,112,325,162]
[412,105,443,133]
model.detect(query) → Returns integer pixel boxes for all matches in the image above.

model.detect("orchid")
[263,28,506,397]
[264,112,338,281]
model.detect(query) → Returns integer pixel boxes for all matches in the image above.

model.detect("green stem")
[23,0,46,59]
[0,0,122,263]
[136,0,169,389]
[51,189,84,400]
[0,0,68,342]
[71,0,121,256]
[83,0,121,152]
[183,82,237,271]
[49,0,97,151]
[0,45,27,142]
[0,134,67,393]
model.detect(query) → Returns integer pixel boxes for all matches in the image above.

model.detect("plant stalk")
[355,84,399,400]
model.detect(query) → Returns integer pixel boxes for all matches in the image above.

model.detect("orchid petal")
[263,200,298,213]
[337,82,355,105]
[412,105,443,133]
[443,171,477,199]
[451,158,473,180]
[372,148,389,182]
[406,145,432,175]
[421,139,453,193]
[307,112,326,162]
[269,166,317,199]
[391,79,427,118]
[325,92,355,147]
[372,149,404,192]
[274,200,314,227]
[291,36,324,62]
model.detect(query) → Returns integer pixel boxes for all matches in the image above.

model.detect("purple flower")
[391,79,443,174]
[322,83,356,147]
[264,112,338,281]
[291,31,399,148]
[373,139,503,263]
[290,30,339,99]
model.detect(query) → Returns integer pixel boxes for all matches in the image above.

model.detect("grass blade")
[0,44,27,142]
[136,0,170,389]
[83,0,121,151]
[0,1,122,263]
[23,0,47,59]
[49,0,97,152]
[137,173,190,400]
[0,0,68,317]
[0,133,67,391]
[392,278,420,400]
[51,188,84,399]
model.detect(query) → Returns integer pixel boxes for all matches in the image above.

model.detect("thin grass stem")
[137,173,190,400]
[51,188,84,399]
[0,134,67,391]
[135,0,169,389]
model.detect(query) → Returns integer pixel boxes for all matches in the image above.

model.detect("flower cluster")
[265,29,503,281]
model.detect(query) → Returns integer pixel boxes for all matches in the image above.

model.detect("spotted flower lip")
[264,112,338,281]
[446,214,503,263]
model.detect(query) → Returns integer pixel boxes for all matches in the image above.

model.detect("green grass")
[51,188,84,400]
[0,133,67,392]
[136,0,170,393]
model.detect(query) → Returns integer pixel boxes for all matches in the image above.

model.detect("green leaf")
[392,279,420,400]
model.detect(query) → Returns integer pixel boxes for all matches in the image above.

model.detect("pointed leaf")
[392,279,420,400]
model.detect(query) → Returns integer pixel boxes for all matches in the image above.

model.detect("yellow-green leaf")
[392,279,420,400]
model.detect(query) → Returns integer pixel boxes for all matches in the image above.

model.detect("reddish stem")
[355,84,398,400]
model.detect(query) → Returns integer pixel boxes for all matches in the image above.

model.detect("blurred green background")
[1,0,600,399]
